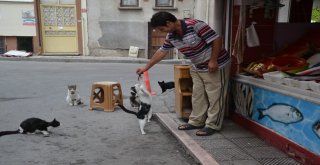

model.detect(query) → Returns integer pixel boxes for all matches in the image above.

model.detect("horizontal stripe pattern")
[160,19,230,71]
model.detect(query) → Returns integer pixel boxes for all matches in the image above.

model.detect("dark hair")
[150,11,177,27]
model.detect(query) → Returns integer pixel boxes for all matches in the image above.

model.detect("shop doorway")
[17,37,33,52]
[0,37,4,54]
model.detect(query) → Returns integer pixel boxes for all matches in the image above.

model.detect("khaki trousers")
[188,63,230,130]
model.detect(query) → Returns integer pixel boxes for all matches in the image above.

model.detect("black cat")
[0,118,60,137]
[158,81,175,93]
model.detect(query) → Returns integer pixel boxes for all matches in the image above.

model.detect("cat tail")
[0,130,20,137]
[117,104,138,116]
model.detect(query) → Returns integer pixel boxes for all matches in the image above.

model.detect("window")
[119,0,141,10]
[311,0,320,23]
[155,0,174,7]
[40,0,75,4]
[277,0,318,23]
[120,0,139,7]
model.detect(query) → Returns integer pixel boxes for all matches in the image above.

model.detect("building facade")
[0,0,226,58]
[86,0,226,58]
[0,0,37,54]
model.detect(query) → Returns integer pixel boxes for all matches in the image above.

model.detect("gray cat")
[66,85,83,106]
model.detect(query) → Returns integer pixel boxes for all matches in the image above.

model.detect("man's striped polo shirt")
[159,19,230,72]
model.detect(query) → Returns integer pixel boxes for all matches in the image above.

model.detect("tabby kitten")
[66,85,83,106]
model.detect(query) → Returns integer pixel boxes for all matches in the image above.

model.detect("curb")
[155,113,219,165]
[0,56,184,65]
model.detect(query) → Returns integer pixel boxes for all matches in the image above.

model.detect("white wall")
[81,0,89,55]
[194,0,224,35]
[87,0,195,57]
[0,2,36,36]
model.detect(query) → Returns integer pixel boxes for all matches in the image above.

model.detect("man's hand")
[136,67,147,75]
[208,36,222,73]
[136,49,167,75]
[208,60,218,73]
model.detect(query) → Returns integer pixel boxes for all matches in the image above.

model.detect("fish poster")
[232,81,320,155]
[257,103,303,124]
[251,86,320,155]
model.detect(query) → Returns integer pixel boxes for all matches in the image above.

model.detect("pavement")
[0,55,301,165]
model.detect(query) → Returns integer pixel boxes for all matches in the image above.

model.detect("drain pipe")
[206,0,210,23]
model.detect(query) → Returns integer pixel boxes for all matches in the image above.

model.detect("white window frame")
[153,0,177,10]
[155,0,174,7]
[120,0,138,7]
[119,0,142,10]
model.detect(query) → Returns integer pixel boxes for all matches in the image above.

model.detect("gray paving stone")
[220,128,256,138]
[187,130,225,140]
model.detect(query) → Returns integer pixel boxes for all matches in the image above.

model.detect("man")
[136,11,230,136]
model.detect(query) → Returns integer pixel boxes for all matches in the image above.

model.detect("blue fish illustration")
[313,121,320,138]
[257,103,303,124]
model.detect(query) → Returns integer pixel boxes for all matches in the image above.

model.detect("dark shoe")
[196,127,216,136]
[178,124,204,130]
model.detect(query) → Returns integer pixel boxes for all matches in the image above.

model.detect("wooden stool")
[89,81,123,112]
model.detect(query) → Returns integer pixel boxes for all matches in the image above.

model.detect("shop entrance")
[17,37,33,52]
[0,37,4,54]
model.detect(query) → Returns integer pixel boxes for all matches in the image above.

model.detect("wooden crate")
[174,65,193,119]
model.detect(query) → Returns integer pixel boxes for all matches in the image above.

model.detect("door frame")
[35,0,83,55]
[148,22,174,59]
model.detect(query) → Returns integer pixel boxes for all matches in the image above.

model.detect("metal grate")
[198,139,237,149]
[244,146,287,159]
[258,158,301,165]
[230,137,268,148]
[207,147,254,161]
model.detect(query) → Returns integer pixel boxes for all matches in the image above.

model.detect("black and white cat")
[0,118,60,137]
[66,85,83,106]
[118,83,152,135]
[158,81,175,93]
[129,86,140,108]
